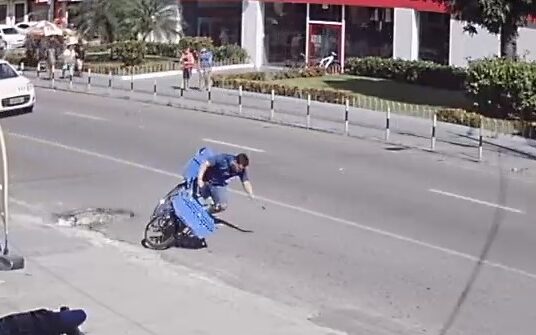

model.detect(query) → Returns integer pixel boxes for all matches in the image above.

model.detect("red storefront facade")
[244,0,536,68]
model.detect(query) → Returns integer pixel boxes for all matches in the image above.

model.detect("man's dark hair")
[236,153,249,167]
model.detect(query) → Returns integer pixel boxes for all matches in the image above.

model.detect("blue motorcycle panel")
[171,192,216,238]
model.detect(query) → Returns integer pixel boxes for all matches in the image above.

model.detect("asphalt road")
[3,88,536,335]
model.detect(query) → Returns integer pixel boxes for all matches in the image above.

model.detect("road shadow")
[215,218,254,233]
[0,108,33,119]
[397,131,477,149]
[322,77,470,110]
[453,132,536,161]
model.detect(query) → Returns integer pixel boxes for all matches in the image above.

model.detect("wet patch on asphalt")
[53,208,135,229]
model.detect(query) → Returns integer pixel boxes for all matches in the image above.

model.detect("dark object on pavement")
[0,306,86,335]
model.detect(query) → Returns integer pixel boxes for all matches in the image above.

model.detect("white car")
[0,60,35,114]
[15,21,38,34]
[0,25,26,49]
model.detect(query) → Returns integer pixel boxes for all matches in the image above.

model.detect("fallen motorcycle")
[0,306,87,335]
[141,147,218,250]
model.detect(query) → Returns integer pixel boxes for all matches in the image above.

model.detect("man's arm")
[240,170,254,199]
[242,181,254,199]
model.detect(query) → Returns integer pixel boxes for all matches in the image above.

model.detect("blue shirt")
[203,153,249,186]
[199,50,213,68]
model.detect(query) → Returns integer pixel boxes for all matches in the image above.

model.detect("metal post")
[208,85,212,104]
[270,89,275,120]
[108,71,112,90]
[431,112,437,151]
[478,116,483,161]
[306,94,311,129]
[153,79,157,99]
[344,98,349,135]
[130,73,134,92]
[385,107,391,141]
[0,121,25,271]
[180,80,184,97]
[238,85,243,114]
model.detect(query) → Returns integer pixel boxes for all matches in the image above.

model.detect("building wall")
[448,19,500,67]
[241,0,265,68]
[0,0,28,25]
[518,25,536,62]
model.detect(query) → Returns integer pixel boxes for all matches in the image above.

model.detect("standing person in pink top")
[180,48,195,90]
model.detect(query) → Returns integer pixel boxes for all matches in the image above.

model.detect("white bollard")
[344,98,349,135]
[431,112,437,151]
[385,107,391,141]
[238,85,243,114]
[270,89,275,120]
[306,94,311,129]
[478,116,483,161]
[51,65,55,90]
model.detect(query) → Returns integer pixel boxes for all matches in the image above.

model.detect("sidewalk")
[25,70,536,177]
[0,204,343,335]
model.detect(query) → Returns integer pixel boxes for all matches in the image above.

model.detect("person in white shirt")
[61,44,76,78]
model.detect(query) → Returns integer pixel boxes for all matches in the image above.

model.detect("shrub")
[213,44,248,63]
[112,41,146,66]
[465,57,536,122]
[216,67,325,83]
[3,49,26,66]
[437,108,482,128]
[345,57,467,91]
[178,36,213,53]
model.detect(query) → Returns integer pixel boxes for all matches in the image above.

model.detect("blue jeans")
[199,184,228,211]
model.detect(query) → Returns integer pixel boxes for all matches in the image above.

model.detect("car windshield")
[2,28,18,35]
[0,63,18,79]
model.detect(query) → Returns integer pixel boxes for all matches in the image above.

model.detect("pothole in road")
[53,208,135,228]
[385,146,408,152]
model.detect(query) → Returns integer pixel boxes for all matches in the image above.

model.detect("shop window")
[418,11,450,65]
[309,4,342,22]
[15,3,25,23]
[264,2,306,64]
[181,0,242,46]
[0,5,6,25]
[345,6,393,58]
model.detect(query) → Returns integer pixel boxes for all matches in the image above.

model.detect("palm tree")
[127,0,182,42]
[73,0,131,43]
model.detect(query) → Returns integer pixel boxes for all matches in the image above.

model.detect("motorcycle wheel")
[142,215,177,250]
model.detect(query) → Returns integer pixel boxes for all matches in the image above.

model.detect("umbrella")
[26,20,63,37]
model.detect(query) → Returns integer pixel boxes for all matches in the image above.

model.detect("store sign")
[263,0,448,13]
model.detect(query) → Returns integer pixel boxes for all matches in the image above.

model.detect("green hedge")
[111,41,146,66]
[87,37,249,64]
[466,57,536,122]
[219,67,326,82]
[345,57,467,91]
